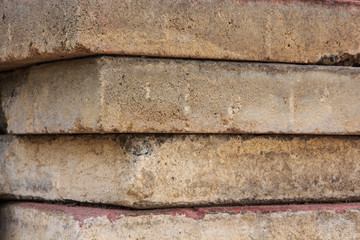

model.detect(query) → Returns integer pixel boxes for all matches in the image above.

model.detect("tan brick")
[1,134,360,208]
[2,57,360,134]
[1,202,360,239]
[1,0,360,71]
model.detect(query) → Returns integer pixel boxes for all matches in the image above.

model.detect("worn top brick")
[1,0,360,71]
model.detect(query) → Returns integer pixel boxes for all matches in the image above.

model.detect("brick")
[1,202,360,239]
[1,134,360,208]
[2,57,360,134]
[1,0,360,71]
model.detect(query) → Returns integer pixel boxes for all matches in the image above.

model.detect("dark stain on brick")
[0,92,8,134]
[317,53,360,67]
[125,137,154,157]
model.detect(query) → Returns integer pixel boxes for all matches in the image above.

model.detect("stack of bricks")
[1,0,360,239]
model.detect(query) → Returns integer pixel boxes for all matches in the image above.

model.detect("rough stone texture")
[2,57,360,134]
[1,134,360,208]
[1,202,360,239]
[1,0,360,71]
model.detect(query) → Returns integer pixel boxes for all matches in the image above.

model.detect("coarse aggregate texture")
[1,134,360,208]
[1,0,360,71]
[1,57,360,134]
[1,202,360,239]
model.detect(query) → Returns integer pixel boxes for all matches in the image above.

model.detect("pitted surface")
[1,134,360,208]
[1,57,360,134]
[1,202,360,239]
[1,0,360,71]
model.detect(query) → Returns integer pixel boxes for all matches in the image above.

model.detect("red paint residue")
[16,202,132,226]
[169,209,207,220]
[168,203,360,219]
[16,202,360,223]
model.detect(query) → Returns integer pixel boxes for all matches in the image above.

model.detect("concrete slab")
[1,134,360,208]
[1,0,360,71]
[1,202,360,239]
[1,57,360,134]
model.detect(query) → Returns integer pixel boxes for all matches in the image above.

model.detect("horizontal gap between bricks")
[1,53,359,74]
[2,197,360,212]
[8,132,360,137]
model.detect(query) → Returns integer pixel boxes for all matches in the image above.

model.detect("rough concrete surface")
[1,0,360,71]
[1,134,360,208]
[2,56,360,134]
[1,202,360,239]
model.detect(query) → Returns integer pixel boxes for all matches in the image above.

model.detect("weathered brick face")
[1,134,360,208]
[1,0,360,71]
[1,202,360,239]
[2,57,360,134]
[1,0,360,239]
